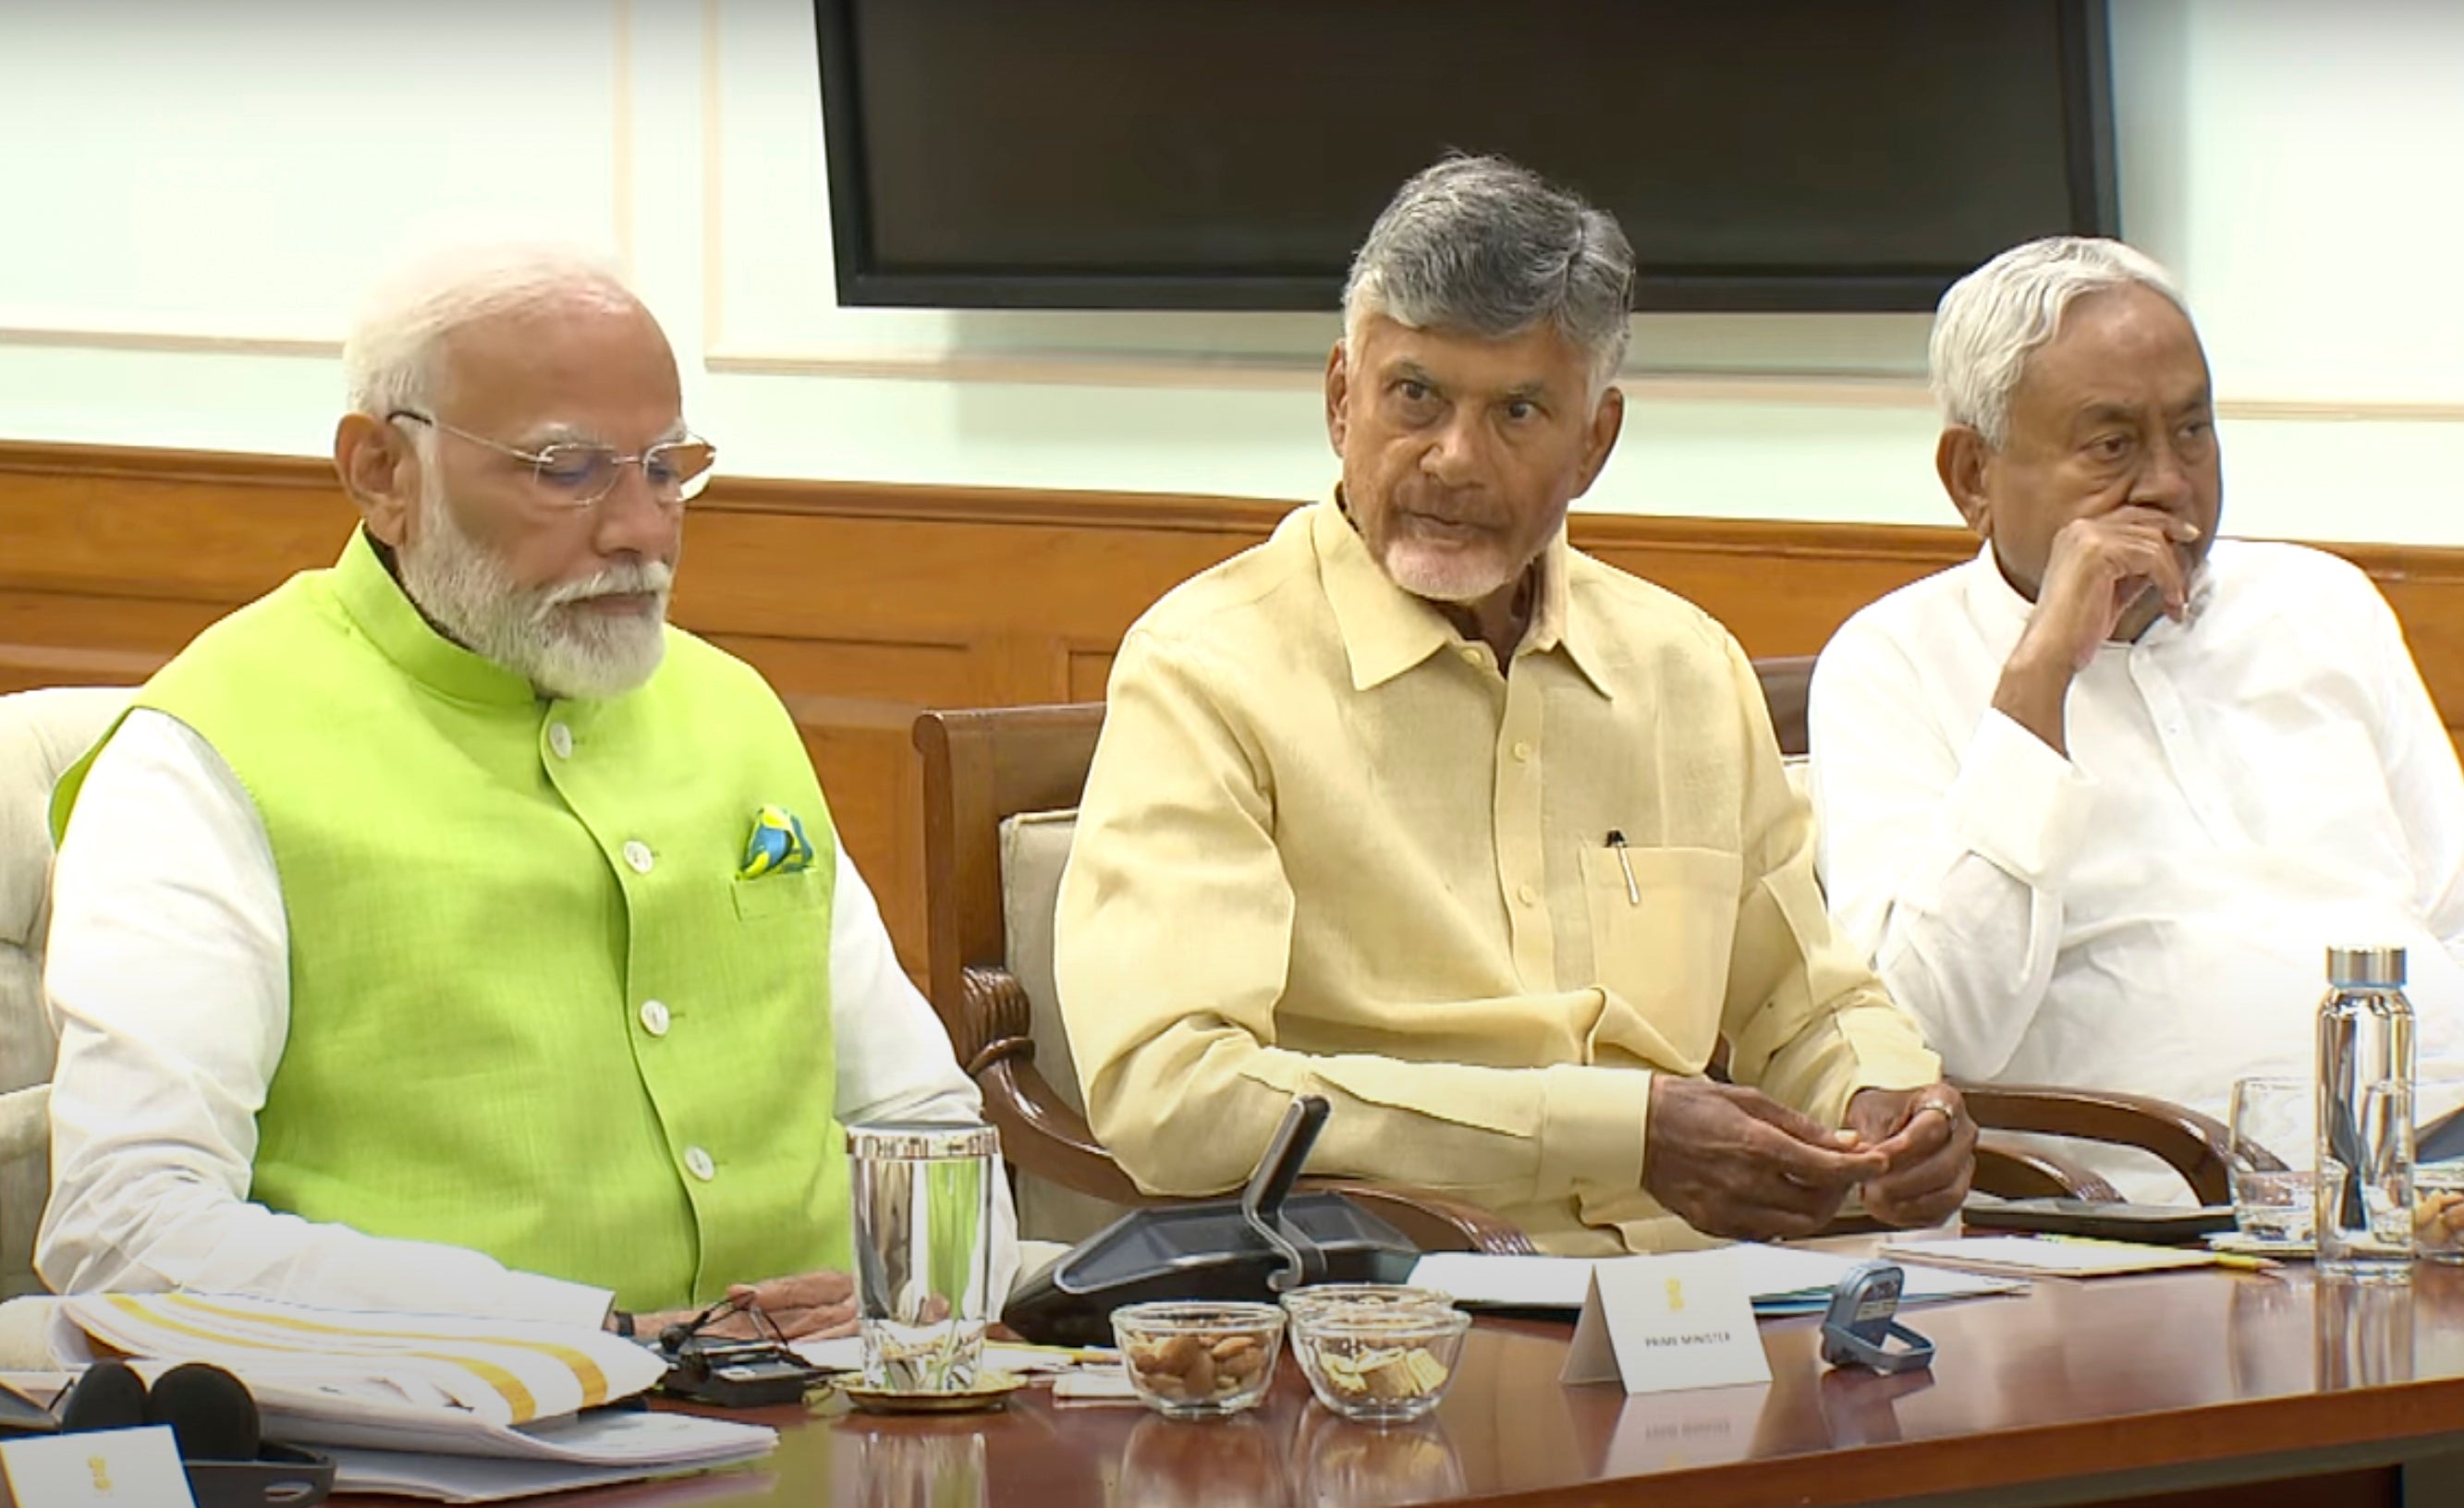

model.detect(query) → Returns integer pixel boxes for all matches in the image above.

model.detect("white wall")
[1,0,2458,541]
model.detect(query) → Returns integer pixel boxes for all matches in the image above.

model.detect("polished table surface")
[334,1251,2464,1508]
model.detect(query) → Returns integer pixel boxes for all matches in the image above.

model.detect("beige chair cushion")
[997,809,1130,1245]
[0,686,133,1297]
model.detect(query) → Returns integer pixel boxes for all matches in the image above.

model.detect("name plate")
[1561,1251,1772,1395]
[0,1425,195,1507]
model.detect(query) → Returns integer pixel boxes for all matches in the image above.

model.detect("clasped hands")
[1642,1079,1975,1241]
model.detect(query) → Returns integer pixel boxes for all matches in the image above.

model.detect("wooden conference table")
[333,1251,2464,1508]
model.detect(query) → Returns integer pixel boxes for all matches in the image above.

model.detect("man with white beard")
[36,248,1007,1338]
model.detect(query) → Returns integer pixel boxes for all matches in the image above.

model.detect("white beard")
[396,477,671,700]
[1374,535,1519,605]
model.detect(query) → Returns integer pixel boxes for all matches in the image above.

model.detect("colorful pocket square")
[738,804,816,879]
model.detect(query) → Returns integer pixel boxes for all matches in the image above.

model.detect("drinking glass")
[848,1121,1000,1392]
[2229,1076,2317,1245]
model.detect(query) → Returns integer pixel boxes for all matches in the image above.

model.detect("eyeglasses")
[654,1293,791,1356]
[388,409,716,508]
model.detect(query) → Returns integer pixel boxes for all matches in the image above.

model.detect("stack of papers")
[57,1293,775,1501]
[1408,1243,2026,1315]
[1879,1235,2228,1278]
[321,1423,775,1503]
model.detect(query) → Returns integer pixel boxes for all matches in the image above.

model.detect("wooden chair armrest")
[959,966,1151,1208]
[1972,1133,2123,1202]
[954,964,1034,1076]
[956,968,1535,1253]
[1956,1081,2243,1204]
[1304,1180,1538,1256]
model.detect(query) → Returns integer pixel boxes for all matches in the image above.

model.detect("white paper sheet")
[1878,1235,2220,1279]
[325,1441,772,1503]
[1409,1244,2025,1313]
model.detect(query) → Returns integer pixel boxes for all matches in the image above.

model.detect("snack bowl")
[1289,1303,1471,1424]
[2414,1161,2464,1261]
[1111,1301,1287,1418]
[1278,1283,1455,1325]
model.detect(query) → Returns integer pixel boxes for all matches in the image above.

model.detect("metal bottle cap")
[2326,945,2407,989]
[847,1121,1000,1161]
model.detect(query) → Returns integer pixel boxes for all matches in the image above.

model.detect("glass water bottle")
[2316,945,2416,1280]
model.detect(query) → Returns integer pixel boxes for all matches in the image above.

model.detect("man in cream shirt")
[1055,156,1974,1254]
[41,247,1009,1334]
[1810,237,2464,1198]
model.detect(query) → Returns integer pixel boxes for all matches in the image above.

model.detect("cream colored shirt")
[1055,501,1939,1254]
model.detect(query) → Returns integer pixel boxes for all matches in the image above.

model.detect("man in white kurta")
[1809,237,2464,1198]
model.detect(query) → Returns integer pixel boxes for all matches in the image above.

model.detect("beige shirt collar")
[1315,493,1614,698]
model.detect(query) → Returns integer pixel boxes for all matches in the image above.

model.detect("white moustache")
[540,561,675,612]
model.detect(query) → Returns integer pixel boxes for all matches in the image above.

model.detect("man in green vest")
[38,247,1008,1338]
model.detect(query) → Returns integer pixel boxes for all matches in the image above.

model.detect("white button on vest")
[547,723,573,760]
[640,1000,670,1037]
[1517,882,1539,906]
[1512,740,1534,762]
[684,1146,715,1181]
[623,841,654,874]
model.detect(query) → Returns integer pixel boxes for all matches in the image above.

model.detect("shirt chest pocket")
[1580,844,1743,1039]
[714,868,834,1020]
[732,867,826,923]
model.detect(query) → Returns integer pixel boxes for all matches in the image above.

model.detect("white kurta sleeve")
[824,842,1019,1305]
[2347,574,2464,966]
[1809,628,2095,1078]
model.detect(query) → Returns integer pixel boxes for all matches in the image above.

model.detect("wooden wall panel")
[1066,650,1117,705]
[8,439,2464,981]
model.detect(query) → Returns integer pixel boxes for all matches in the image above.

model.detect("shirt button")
[547,722,573,760]
[623,841,654,874]
[1459,647,1484,665]
[1517,883,1539,906]
[1512,741,1534,762]
[640,1000,671,1037]
[684,1146,715,1182]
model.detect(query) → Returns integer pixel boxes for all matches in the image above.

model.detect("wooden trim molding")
[6,437,2464,979]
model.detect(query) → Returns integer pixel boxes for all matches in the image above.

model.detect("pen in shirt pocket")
[1606,830,1640,905]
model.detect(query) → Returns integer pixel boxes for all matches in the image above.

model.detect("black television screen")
[815,0,2115,313]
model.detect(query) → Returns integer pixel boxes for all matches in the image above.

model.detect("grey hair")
[1342,154,1634,398]
[341,244,640,419]
[1930,237,2192,447]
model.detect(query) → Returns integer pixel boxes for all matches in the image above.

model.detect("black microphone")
[143,1362,262,1463]
[56,1358,147,1434]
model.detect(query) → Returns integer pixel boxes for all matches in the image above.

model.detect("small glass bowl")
[2414,1161,2464,1261]
[1289,1304,1471,1424]
[1112,1301,1287,1418]
[1278,1283,1455,1325]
